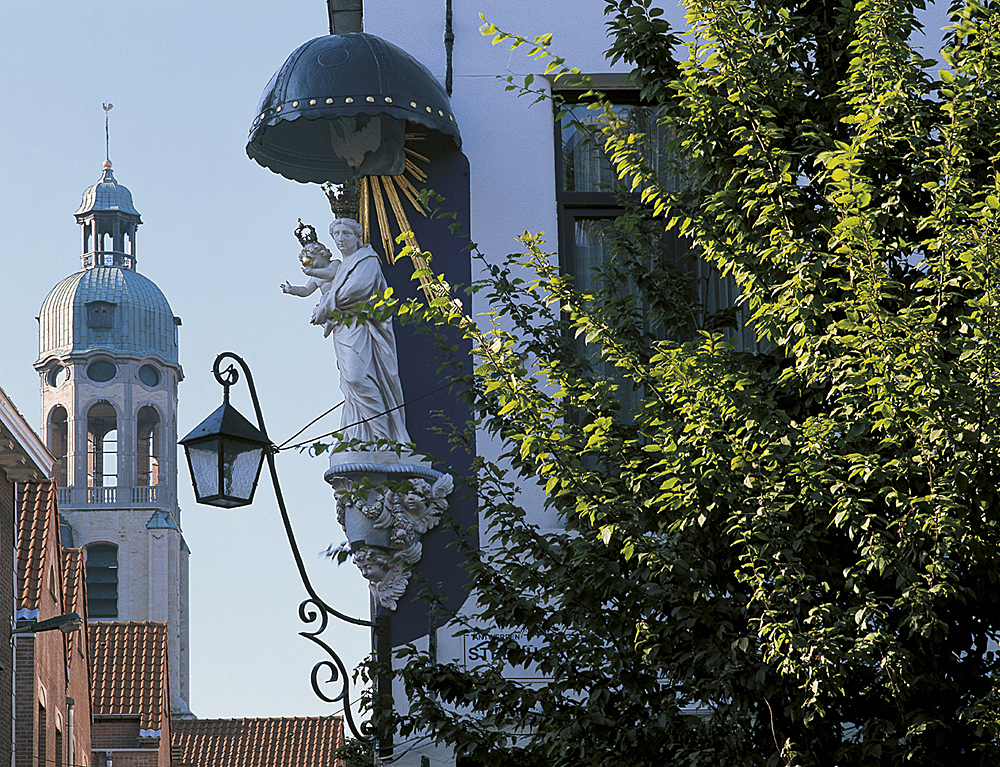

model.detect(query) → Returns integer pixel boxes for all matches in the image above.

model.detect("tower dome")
[37,267,179,364]
[37,161,178,365]
[34,159,190,717]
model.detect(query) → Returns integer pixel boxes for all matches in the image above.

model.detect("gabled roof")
[62,547,88,659]
[17,481,59,618]
[0,386,53,482]
[172,716,345,767]
[90,622,170,732]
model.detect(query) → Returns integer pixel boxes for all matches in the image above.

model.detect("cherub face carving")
[353,548,391,583]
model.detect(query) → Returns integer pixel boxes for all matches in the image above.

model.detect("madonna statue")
[326,217,410,444]
[283,214,410,445]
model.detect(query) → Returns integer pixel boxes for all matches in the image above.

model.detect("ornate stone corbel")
[326,456,453,611]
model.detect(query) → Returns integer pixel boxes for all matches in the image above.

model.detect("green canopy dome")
[76,164,141,217]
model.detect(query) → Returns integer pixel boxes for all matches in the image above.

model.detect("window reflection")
[561,103,687,194]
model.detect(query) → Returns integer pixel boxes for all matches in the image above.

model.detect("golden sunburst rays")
[356,139,454,306]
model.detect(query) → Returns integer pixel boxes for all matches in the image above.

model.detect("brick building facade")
[2,387,56,767]
[15,480,92,767]
[1,471,14,764]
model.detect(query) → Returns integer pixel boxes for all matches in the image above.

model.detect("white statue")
[282,215,411,445]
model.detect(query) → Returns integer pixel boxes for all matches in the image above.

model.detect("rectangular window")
[86,544,119,619]
[555,86,758,397]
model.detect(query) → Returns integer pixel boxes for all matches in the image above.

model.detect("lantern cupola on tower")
[75,160,142,270]
[38,162,177,365]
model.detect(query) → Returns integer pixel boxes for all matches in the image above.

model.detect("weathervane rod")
[103,102,113,163]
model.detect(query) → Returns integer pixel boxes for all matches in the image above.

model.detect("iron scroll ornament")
[299,597,376,740]
[208,352,376,741]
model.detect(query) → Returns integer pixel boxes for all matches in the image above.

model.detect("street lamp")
[12,612,84,635]
[179,352,385,748]
[178,372,268,508]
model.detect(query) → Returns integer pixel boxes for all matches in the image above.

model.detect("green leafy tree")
[371,0,1000,764]
[332,738,375,767]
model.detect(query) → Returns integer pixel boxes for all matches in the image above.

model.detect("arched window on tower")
[87,402,118,488]
[137,406,160,487]
[85,543,118,619]
[48,406,68,488]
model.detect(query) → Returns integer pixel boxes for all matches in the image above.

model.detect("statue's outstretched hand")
[280,281,293,294]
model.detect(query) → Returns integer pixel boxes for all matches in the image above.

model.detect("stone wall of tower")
[39,356,180,501]
[179,542,189,708]
[60,510,148,616]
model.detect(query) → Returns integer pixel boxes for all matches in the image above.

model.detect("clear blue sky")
[1,0,373,720]
[0,0,955,722]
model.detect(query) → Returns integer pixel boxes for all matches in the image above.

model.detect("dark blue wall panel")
[375,147,476,646]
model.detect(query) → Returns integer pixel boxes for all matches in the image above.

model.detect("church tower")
[35,160,191,717]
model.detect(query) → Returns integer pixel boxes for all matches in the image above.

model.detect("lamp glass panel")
[186,439,221,498]
[221,437,264,501]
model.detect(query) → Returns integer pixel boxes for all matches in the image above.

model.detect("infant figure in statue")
[280,237,340,335]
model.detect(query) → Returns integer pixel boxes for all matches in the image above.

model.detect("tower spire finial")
[103,103,114,167]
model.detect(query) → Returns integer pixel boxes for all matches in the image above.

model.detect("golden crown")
[294,218,318,247]
[322,177,361,220]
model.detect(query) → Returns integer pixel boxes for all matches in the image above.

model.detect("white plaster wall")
[369,1,635,533]
[369,1,625,79]
[370,0,630,269]
[366,6,643,765]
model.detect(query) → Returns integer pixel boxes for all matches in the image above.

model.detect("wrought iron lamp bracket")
[209,352,375,740]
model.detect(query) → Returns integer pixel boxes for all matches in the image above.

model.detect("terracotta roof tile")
[172,716,345,767]
[90,622,170,731]
[62,547,88,657]
[17,481,58,614]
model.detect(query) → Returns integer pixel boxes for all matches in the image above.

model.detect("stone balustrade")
[56,485,172,508]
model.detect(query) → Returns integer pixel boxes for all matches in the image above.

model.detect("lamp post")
[180,352,390,750]
[12,612,84,635]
